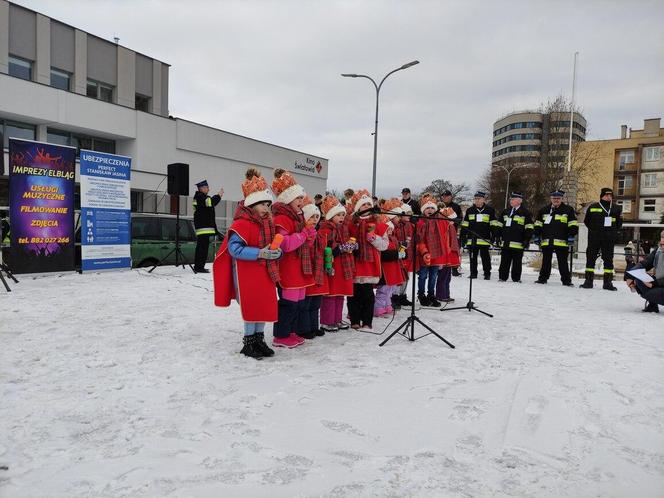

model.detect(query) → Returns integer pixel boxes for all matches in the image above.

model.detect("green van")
[131,214,223,268]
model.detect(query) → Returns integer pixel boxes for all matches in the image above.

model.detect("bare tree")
[421,179,472,203]
[480,94,601,211]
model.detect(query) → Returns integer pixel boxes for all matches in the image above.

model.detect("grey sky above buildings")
[14,0,664,197]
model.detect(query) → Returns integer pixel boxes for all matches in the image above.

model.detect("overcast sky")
[15,0,664,196]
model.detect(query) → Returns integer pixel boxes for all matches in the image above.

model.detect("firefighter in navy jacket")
[533,190,578,286]
[460,191,497,280]
[580,187,623,291]
[193,179,223,273]
[495,192,533,283]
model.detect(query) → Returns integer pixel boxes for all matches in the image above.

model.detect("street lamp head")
[341,73,359,78]
[400,60,420,70]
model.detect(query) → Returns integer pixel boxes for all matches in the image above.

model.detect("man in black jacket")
[580,187,623,290]
[533,190,578,286]
[460,191,497,280]
[495,192,533,283]
[401,188,421,215]
[626,231,664,312]
[193,179,224,273]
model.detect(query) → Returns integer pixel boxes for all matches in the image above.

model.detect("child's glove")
[258,246,282,260]
[303,227,316,242]
[339,242,355,253]
[423,253,431,266]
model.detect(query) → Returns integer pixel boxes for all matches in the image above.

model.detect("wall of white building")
[638,144,664,221]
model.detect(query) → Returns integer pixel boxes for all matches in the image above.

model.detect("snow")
[1,263,663,497]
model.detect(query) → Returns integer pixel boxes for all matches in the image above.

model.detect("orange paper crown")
[271,170,299,196]
[350,189,371,208]
[242,174,269,198]
[419,193,437,208]
[321,195,341,216]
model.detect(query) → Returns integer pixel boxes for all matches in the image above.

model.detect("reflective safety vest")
[533,202,578,245]
[496,206,533,251]
[461,204,496,246]
[193,191,221,235]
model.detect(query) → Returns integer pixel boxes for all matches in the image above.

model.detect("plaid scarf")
[312,231,326,286]
[271,202,313,276]
[396,220,414,254]
[234,201,280,283]
[447,221,459,254]
[353,215,376,263]
[320,219,355,280]
[418,215,445,259]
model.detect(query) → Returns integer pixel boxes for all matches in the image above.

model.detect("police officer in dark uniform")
[460,191,497,280]
[193,180,223,273]
[533,190,578,286]
[495,192,533,283]
[580,187,623,290]
[440,189,463,276]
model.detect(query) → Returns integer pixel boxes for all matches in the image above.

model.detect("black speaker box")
[167,162,189,196]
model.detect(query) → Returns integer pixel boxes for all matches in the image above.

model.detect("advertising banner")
[8,138,76,274]
[80,150,132,271]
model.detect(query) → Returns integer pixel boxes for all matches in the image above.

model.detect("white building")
[0,0,328,228]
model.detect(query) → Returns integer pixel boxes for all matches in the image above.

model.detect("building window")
[46,128,116,156]
[2,121,36,147]
[86,80,114,103]
[616,200,631,214]
[135,94,151,112]
[617,175,633,195]
[643,173,657,188]
[50,68,71,91]
[8,55,33,81]
[644,147,661,162]
[643,199,656,212]
[619,150,635,169]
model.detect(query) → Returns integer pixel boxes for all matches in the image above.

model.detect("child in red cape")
[270,169,316,348]
[347,189,388,332]
[318,195,356,332]
[298,197,328,338]
[213,168,282,359]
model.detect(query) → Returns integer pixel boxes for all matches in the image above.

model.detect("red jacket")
[213,219,278,322]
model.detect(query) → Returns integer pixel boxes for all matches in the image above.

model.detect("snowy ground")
[1,260,663,498]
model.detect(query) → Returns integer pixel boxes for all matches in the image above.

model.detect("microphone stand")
[439,232,494,318]
[372,208,454,348]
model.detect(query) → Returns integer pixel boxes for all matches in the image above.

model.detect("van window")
[132,217,160,240]
[161,218,195,242]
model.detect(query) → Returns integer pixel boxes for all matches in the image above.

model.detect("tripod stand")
[379,212,455,348]
[0,249,19,293]
[149,197,194,273]
[439,232,493,318]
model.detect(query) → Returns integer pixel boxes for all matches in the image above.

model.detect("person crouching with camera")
[626,230,664,313]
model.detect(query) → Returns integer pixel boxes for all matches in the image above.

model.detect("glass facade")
[46,128,116,156]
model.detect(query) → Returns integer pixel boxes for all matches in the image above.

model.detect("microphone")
[355,205,381,217]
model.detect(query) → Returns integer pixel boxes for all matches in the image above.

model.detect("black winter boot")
[254,333,275,357]
[427,294,441,307]
[240,335,264,359]
[400,294,413,306]
[643,301,660,313]
[391,294,402,310]
[603,273,617,291]
[418,293,430,307]
[579,271,594,289]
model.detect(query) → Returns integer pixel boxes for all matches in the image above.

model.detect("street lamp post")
[496,164,527,209]
[341,60,419,197]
